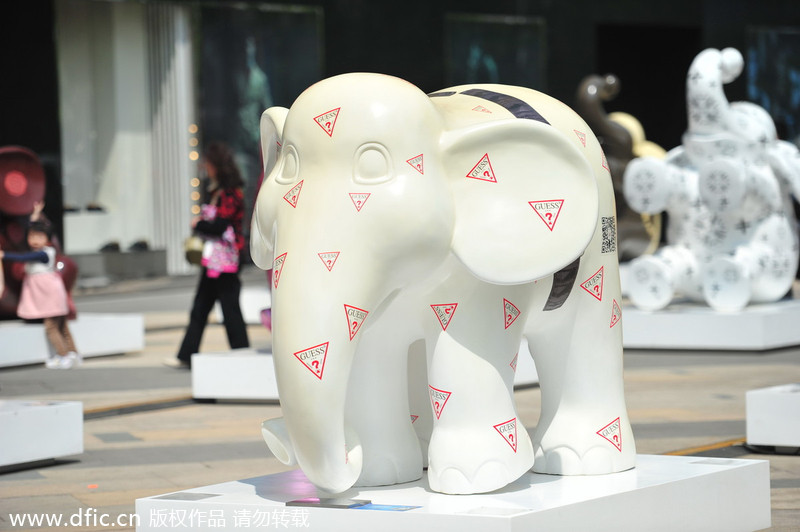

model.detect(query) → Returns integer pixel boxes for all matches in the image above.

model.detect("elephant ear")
[251,107,289,270]
[260,106,289,175]
[442,119,599,284]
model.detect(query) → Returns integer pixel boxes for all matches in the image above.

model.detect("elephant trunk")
[267,264,383,494]
[686,47,743,135]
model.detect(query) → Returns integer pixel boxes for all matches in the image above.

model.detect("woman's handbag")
[184,235,204,265]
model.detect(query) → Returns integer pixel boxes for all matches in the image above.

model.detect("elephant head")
[251,73,599,493]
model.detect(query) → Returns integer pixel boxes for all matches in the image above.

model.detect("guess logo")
[466,153,497,183]
[574,129,587,147]
[431,303,458,331]
[503,298,521,329]
[581,266,604,301]
[429,386,452,419]
[349,192,371,212]
[283,180,304,208]
[314,108,340,137]
[318,251,340,271]
[529,200,564,231]
[344,304,368,341]
[294,342,329,380]
[494,418,518,452]
[407,154,424,174]
[610,299,622,328]
[510,352,518,372]
[596,417,622,452]
[272,253,287,289]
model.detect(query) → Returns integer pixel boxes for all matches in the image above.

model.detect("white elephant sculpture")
[624,47,800,312]
[250,73,635,495]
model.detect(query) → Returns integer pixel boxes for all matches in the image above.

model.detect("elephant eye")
[353,143,393,185]
[275,145,299,185]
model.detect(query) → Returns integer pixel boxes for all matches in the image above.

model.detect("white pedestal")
[0,401,83,468]
[135,455,770,532]
[0,313,145,367]
[622,298,800,350]
[214,286,271,325]
[192,349,279,401]
[746,383,800,447]
[191,343,539,402]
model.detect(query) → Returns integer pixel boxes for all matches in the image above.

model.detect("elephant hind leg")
[527,265,635,476]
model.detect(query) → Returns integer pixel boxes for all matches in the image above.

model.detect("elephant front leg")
[527,263,636,476]
[424,286,535,494]
[345,322,424,487]
[426,332,534,494]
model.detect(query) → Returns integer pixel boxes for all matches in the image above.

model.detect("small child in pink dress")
[0,220,79,369]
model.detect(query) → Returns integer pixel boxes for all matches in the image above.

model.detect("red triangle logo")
[466,153,497,183]
[581,266,604,301]
[472,105,492,114]
[529,199,564,231]
[349,192,370,212]
[431,303,458,331]
[294,342,329,380]
[410,415,419,424]
[503,298,521,329]
[510,352,518,372]
[283,180,304,208]
[601,151,610,172]
[407,154,424,174]
[314,107,340,137]
[344,304,369,341]
[318,251,340,272]
[610,299,622,328]
[273,253,287,289]
[429,386,452,419]
[494,418,518,452]
[574,129,587,147]
[597,417,622,452]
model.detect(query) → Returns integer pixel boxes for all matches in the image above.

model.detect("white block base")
[0,313,144,367]
[746,383,800,447]
[192,349,279,401]
[622,298,800,350]
[0,401,83,468]
[191,343,538,402]
[136,455,770,532]
[214,286,271,325]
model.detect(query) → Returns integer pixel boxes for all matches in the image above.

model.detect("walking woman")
[167,142,250,368]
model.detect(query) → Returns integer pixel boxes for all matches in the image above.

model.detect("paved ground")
[0,266,798,531]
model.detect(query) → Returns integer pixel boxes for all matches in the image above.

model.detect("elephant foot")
[355,445,423,487]
[703,256,751,312]
[627,256,675,311]
[533,444,634,475]
[427,423,534,494]
[532,411,636,475]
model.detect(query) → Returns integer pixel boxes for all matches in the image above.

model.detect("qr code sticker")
[601,216,617,254]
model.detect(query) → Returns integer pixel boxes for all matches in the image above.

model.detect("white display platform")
[135,455,770,532]
[192,348,279,401]
[0,313,145,367]
[622,298,800,350]
[191,343,539,402]
[214,286,271,325]
[746,383,800,447]
[0,400,83,468]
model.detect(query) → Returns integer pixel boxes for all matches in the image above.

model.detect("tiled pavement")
[0,268,798,531]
